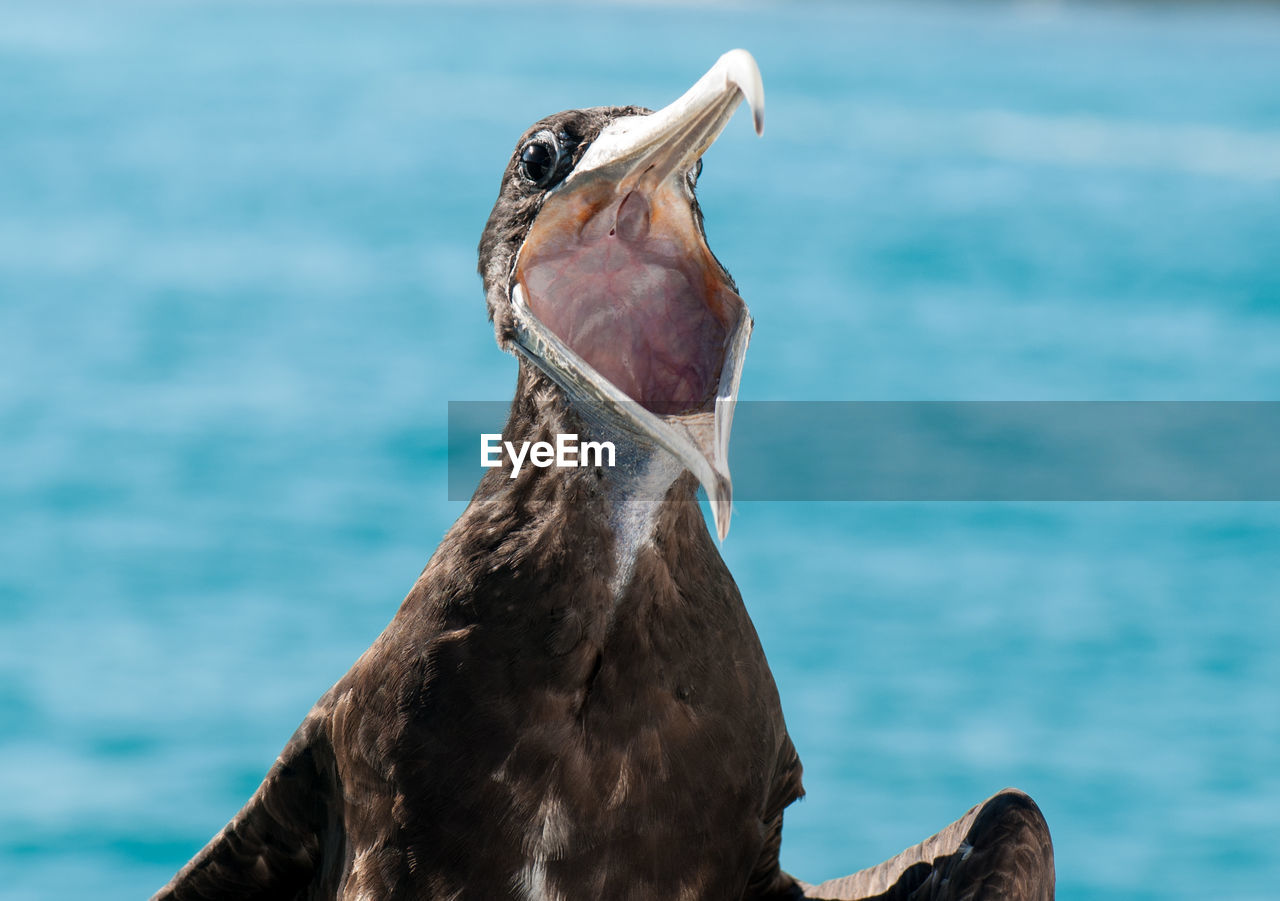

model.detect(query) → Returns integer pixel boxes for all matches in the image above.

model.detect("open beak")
[507,49,764,540]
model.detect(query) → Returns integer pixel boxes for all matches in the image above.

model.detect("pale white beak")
[508,50,764,541]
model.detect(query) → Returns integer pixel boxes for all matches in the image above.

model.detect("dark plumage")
[154,52,1054,901]
[479,106,650,347]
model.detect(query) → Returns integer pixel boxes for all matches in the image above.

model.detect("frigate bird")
[154,50,1054,900]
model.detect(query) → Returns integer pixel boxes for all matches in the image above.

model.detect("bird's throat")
[515,180,742,417]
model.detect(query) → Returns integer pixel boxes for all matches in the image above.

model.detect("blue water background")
[2,1,1279,898]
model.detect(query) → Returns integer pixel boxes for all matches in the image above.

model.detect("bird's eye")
[520,133,563,187]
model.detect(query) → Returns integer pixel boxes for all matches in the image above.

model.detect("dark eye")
[520,132,562,187]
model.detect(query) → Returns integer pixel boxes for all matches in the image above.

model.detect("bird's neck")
[597,426,687,597]
[468,371,705,600]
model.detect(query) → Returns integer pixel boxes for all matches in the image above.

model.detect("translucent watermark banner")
[447,401,1280,501]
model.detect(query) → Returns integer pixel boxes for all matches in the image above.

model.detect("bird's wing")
[151,711,340,901]
[795,789,1054,901]
[746,733,806,898]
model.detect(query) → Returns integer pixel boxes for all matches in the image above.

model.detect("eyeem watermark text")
[481,434,617,478]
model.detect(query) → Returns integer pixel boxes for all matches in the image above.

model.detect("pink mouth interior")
[517,190,741,416]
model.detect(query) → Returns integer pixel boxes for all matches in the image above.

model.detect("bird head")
[478,50,764,540]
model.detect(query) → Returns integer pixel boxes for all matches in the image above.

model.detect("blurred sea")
[2,1,1279,899]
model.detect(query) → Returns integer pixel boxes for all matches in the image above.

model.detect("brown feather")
[798,789,1055,901]
[154,102,1054,901]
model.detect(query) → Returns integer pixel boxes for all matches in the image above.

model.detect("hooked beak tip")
[718,48,765,136]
